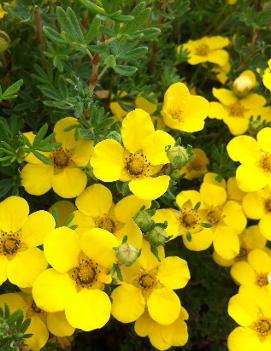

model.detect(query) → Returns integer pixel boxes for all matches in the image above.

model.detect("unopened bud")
[115,242,140,266]
[133,209,155,232]
[167,145,191,168]
[0,31,10,55]
[233,70,256,96]
[146,225,168,246]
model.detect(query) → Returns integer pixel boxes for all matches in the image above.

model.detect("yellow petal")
[212,251,234,267]
[157,256,190,289]
[21,210,55,248]
[111,284,145,323]
[152,209,180,238]
[213,88,237,105]
[47,312,75,337]
[115,220,143,249]
[224,116,249,136]
[71,139,93,167]
[207,36,230,49]
[70,210,94,235]
[257,127,271,152]
[0,292,27,312]
[247,249,271,274]
[200,182,227,207]
[80,228,118,268]
[242,192,265,219]
[26,315,49,351]
[227,177,245,202]
[207,49,229,66]
[149,325,172,351]
[230,261,257,286]
[228,293,259,326]
[183,228,213,251]
[240,225,266,251]
[65,289,111,331]
[52,167,87,198]
[227,135,261,164]
[236,164,267,192]
[228,327,261,351]
[242,94,266,108]
[222,200,247,233]
[147,288,180,325]
[135,95,157,115]
[259,213,271,240]
[213,227,240,260]
[54,117,78,149]
[134,311,154,337]
[176,190,201,209]
[0,196,29,233]
[7,248,47,288]
[137,240,164,271]
[114,195,151,223]
[91,139,124,181]
[208,102,227,120]
[75,184,112,217]
[161,316,189,347]
[129,176,170,200]
[143,130,175,165]
[32,268,77,312]
[121,109,155,153]
[21,163,53,195]
[44,227,80,273]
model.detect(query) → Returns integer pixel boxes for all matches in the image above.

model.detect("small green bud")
[133,209,155,232]
[167,145,190,168]
[115,242,141,266]
[146,225,168,246]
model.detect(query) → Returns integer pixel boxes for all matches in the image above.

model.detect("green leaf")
[122,2,151,35]
[43,26,66,44]
[0,178,13,198]
[1,80,23,100]
[56,7,84,44]
[113,65,137,76]
[66,7,85,43]
[85,16,101,44]
[194,201,201,211]
[33,123,48,146]
[78,0,106,15]
[31,150,52,164]
[201,223,213,228]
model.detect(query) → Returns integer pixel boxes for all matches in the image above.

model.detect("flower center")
[207,208,223,225]
[181,210,200,229]
[265,199,271,212]
[259,154,271,173]
[125,151,150,178]
[138,272,157,291]
[0,231,21,256]
[257,273,268,287]
[51,148,71,169]
[71,259,99,288]
[254,319,271,337]
[195,43,210,56]
[228,102,245,117]
[94,215,115,232]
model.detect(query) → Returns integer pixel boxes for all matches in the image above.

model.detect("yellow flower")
[228,288,271,351]
[135,94,157,115]
[21,117,93,198]
[0,292,74,351]
[32,227,118,331]
[161,82,209,132]
[0,5,7,19]
[180,36,230,66]
[263,59,271,92]
[134,307,189,350]
[233,70,257,96]
[212,62,231,84]
[91,109,175,200]
[226,177,246,203]
[0,196,55,288]
[227,128,271,192]
[242,186,271,240]
[180,148,209,180]
[213,225,267,267]
[210,88,267,135]
[111,241,190,325]
[109,91,131,120]
[230,249,271,292]
[227,0,237,4]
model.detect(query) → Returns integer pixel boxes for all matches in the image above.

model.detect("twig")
[34,6,46,68]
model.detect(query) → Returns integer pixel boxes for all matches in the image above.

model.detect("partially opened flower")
[227,128,271,192]
[111,241,190,325]
[233,70,256,96]
[134,306,189,350]
[161,83,209,132]
[0,292,74,351]
[91,109,175,200]
[32,227,118,331]
[180,36,230,66]
[0,196,55,288]
[21,117,93,198]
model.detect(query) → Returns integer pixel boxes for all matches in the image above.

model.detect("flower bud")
[233,70,256,96]
[167,145,191,168]
[0,31,10,55]
[133,209,155,232]
[115,242,140,266]
[146,225,168,246]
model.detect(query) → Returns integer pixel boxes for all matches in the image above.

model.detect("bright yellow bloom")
[212,61,231,84]
[134,307,189,350]
[111,241,190,325]
[227,177,246,203]
[230,249,271,292]
[180,148,209,180]
[91,109,174,200]
[0,292,74,351]
[242,186,271,240]
[228,289,271,351]
[180,36,230,66]
[213,225,267,267]
[161,82,209,132]
[0,196,55,288]
[21,117,93,198]
[32,227,118,331]
[263,59,271,92]
[233,70,257,96]
[210,88,268,135]
[135,94,157,115]
[109,91,131,120]
[227,128,271,191]
[0,6,7,19]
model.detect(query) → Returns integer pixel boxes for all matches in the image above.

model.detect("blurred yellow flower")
[263,58,271,92]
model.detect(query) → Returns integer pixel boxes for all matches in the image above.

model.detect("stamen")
[125,151,151,178]
[0,231,21,256]
[51,147,71,169]
[254,319,271,337]
[195,43,210,56]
